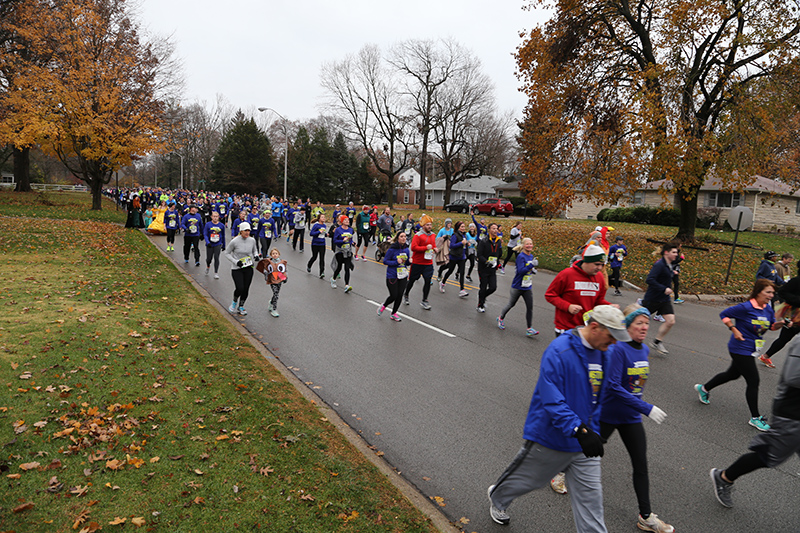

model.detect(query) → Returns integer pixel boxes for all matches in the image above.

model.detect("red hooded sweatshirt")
[545,262,611,330]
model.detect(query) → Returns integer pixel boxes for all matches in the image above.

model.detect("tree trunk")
[90,177,104,210]
[13,145,31,192]
[418,131,429,210]
[675,191,698,241]
[443,180,452,206]
[387,174,395,208]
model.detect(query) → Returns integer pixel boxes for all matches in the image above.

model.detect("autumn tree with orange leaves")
[0,0,179,209]
[516,0,800,240]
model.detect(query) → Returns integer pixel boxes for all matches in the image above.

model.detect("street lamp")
[258,107,288,199]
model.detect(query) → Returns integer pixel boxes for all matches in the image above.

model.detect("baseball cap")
[585,305,631,342]
[239,222,251,232]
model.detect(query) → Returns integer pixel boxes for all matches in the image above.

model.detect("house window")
[425,191,432,202]
[474,193,480,201]
[796,199,800,215]
[707,192,741,208]
[459,191,466,200]
[0,175,13,184]
[633,191,644,205]
[498,190,504,197]
[403,190,409,204]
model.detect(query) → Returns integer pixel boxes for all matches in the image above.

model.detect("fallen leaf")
[109,516,126,525]
[33,420,48,429]
[70,485,89,497]
[46,475,64,493]
[131,516,146,527]
[12,501,34,513]
[459,517,470,524]
[47,459,62,470]
[149,456,160,463]
[431,495,446,507]
[193,496,205,505]
[105,459,124,470]
[20,461,40,471]
[300,493,315,501]
[193,469,204,475]
[83,468,93,477]
[128,457,145,469]
[105,482,120,490]
[168,455,184,461]
[7,473,21,479]
[259,466,274,476]
[215,435,229,441]
[78,522,102,533]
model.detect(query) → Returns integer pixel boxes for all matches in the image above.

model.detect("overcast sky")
[139,0,551,123]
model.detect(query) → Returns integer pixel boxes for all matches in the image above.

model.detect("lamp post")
[258,107,288,199]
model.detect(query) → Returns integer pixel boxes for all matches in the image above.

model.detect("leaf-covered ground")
[0,191,127,224]
[0,215,437,532]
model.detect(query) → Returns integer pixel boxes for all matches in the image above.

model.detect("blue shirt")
[600,342,652,425]
[203,222,226,248]
[164,209,180,230]
[721,299,776,356]
[510,252,537,290]
[383,244,411,279]
[180,213,203,236]
[310,223,328,246]
[608,244,627,268]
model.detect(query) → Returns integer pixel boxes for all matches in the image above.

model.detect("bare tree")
[321,44,415,207]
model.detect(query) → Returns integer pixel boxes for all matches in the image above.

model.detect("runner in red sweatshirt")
[404,214,437,310]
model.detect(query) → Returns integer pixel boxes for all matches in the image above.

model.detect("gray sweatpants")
[490,440,606,533]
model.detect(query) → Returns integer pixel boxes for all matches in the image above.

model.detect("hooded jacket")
[545,262,611,330]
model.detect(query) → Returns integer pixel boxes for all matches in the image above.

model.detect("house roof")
[426,175,505,194]
[643,175,800,198]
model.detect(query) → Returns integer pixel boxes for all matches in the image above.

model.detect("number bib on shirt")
[488,256,498,267]
[362,222,369,231]
[189,224,198,234]
[240,256,254,268]
[210,233,220,243]
[265,230,272,238]
[317,226,326,237]
[752,339,766,357]
[522,274,533,288]
[424,249,434,261]
[397,266,408,279]
[168,219,176,228]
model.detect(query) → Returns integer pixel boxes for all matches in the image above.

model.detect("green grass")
[0,216,437,532]
[0,191,126,224]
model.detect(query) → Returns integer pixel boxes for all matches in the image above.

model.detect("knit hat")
[339,215,349,225]
[444,218,452,226]
[420,214,433,226]
[585,305,631,342]
[582,241,606,263]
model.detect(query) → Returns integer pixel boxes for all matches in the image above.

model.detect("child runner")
[203,211,226,279]
[378,231,411,322]
[497,237,539,336]
[608,236,628,296]
[263,248,288,317]
[332,215,355,293]
[465,223,478,282]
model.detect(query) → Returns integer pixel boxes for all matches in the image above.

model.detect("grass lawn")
[0,194,439,532]
[0,191,127,224]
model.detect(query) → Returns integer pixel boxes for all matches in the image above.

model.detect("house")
[395,168,421,205]
[564,175,800,231]
[423,175,506,207]
[493,176,524,198]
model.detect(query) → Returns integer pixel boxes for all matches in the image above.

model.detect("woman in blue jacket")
[497,238,539,337]
[695,279,785,432]
[439,221,468,298]
[307,214,328,278]
[378,232,411,322]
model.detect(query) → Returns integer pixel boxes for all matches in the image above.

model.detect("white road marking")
[366,300,456,338]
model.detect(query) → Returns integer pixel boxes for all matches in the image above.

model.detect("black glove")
[574,423,604,457]
[236,259,243,267]
[221,246,225,251]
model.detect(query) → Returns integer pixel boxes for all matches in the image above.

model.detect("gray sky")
[139,0,550,122]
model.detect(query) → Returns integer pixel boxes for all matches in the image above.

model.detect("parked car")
[472,198,513,217]
[444,198,472,213]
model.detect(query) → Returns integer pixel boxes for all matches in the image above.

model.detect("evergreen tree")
[309,127,333,202]
[209,111,277,196]
[330,133,352,201]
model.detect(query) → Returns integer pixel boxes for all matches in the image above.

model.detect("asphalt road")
[155,231,800,532]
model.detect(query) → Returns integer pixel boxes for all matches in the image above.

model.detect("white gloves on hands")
[648,405,667,424]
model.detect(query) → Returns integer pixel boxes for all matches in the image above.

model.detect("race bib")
[189,224,198,234]
[251,221,259,231]
[488,256,498,267]
[297,221,305,229]
[317,225,326,236]
[220,206,226,214]
[342,243,350,250]
[266,230,272,238]
[752,339,765,356]
[397,266,408,279]
[240,256,254,268]
[168,220,176,228]
[210,233,220,243]
[362,222,369,231]
[522,274,533,288]
[424,249,435,260]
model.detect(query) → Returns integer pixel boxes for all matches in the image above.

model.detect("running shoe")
[238,306,247,316]
[694,383,710,404]
[673,298,684,304]
[330,278,337,289]
[205,267,209,276]
[354,256,359,261]
[637,513,674,533]
[195,261,200,267]
[649,340,669,354]
[526,328,539,337]
[458,290,468,298]
[319,273,325,279]
[758,355,776,368]
[214,273,219,279]
[390,313,402,322]
[268,304,273,312]
[420,300,431,310]
[228,301,237,314]
[487,485,510,525]
[307,267,311,273]
[403,295,410,306]
[497,317,505,330]
[466,276,472,282]
[377,305,386,316]
[614,290,622,296]
[439,282,446,293]
[184,259,189,264]
[299,249,304,253]
[499,267,505,275]
[636,298,643,305]
[550,472,568,494]
[344,285,353,293]
[749,415,770,432]
[362,255,366,260]
[476,306,485,313]
[270,309,279,317]
[652,314,665,322]
[710,468,734,508]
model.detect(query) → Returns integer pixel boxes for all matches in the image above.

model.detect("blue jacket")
[471,214,487,240]
[511,252,537,290]
[310,223,328,246]
[449,231,466,261]
[271,201,283,219]
[180,213,203,237]
[643,258,673,303]
[608,244,627,268]
[522,329,607,452]
[600,341,652,425]
[756,259,784,286]
[383,244,411,279]
[721,299,776,356]
[203,221,226,248]
[334,226,356,251]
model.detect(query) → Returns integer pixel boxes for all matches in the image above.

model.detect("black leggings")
[206,245,221,272]
[467,254,476,278]
[307,245,326,275]
[673,274,681,299]
[260,237,272,257]
[404,264,433,301]
[600,421,650,517]
[765,325,800,357]
[705,352,761,418]
[725,452,768,482]
[183,235,201,262]
[333,253,352,284]
[292,228,305,250]
[231,267,254,305]
[500,289,533,328]
[502,246,517,268]
[166,228,176,244]
[478,270,497,307]
[441,259,466,290]
[609,267,621,290]
[383,278,408,314]
[357,232,369,249]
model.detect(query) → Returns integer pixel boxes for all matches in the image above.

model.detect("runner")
[471,213,488,241]
[435,219,454,280]
[354,205,371,261]
[180,205,203,266]
[164,201,180,252]
[501,221,523,274]
[608,236,628,296]
[476,222,502,313]
[332,215,355,293]
[262,248,288,317]
[465,223,478,282]
[231,210,248,238]
[292,205,306,252]
[761,263,800,368]
[203,211,226,279]
[378,231,410,322]
[224,222,260,316]
[497,238,539,336]
[695,279,785,431]
[439,221,469,298]
[307,214,327,278]
[403,214,437,310]
[258,209,275,257]
[486,306,629,532]
[641,242,679,354]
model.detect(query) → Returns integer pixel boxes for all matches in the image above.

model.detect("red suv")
[472,198,513,217]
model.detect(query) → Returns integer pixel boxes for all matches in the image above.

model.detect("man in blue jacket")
[487,305,630,532]
[642,242,679,355]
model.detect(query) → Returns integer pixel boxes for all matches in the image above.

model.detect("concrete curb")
[146,232,460,533]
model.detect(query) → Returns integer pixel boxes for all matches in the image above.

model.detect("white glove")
[648,405,667,424]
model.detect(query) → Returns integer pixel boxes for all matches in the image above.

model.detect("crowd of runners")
[110,186,800,533]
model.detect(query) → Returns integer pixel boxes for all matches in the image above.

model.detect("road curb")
[146,232,460,533]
